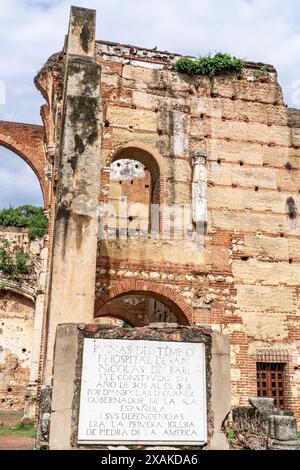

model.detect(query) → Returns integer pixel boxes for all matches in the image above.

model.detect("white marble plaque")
[77,339,207,445]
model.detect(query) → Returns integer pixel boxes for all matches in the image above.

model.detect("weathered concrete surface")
[48,324,79,450]
[206,332,231,450]
[249,397,274,415]
[269,415,298,441]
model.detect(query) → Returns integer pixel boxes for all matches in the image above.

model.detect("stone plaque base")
[77,338,207,445]
[46,324,231,450]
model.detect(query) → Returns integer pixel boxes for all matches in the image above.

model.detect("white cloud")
[0,0,300,207]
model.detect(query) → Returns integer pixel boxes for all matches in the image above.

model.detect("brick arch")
[94,280,194,326]
[0,121,48,207]
[107,141,166,205]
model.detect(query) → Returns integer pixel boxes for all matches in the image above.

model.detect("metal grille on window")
[256,362,286,410]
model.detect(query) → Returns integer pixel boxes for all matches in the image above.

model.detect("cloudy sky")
[0,0,300,208]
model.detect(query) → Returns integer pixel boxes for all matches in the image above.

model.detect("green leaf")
[0,205,47,240]
[175,53,245,77]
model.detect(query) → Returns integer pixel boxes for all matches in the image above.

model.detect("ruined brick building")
[0,6,300,424]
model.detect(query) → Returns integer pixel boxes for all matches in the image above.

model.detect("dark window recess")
[257,362,286,410]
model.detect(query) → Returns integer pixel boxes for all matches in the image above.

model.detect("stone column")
[44,7,102,382]
[24,244,48,419]
[192,152,208,234]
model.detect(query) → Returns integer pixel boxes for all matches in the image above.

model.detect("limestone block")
[109,128,161,151]
[249,398,274,415]
[210,211,291,234]
[262,146,300,168]
[212,76,283,105]
[166,158,192,182]
[231,368,241,381]
[244,235,288,260]
[291,127,300,148]
[101,72,120,88]
[195,97,288,126]
[236,285,295,312]
[289,239,300,258]
[166,181,192,204]
[122,65,161,84]
[268,415,298,441]
[99,239,207,266]
[208,163,277,190]
[208,187,297,213]
[132,91,160,109]
[206,331,231,450]
[166,70,200,94]
[232,259,300,286]
[206,139,264,165]
[192,118,291,147]
[276,170,300,193]
[107,106,157,131]
[241,311,288,340]
[67,7,96,58]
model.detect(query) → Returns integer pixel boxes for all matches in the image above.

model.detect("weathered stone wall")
[0,226,43,295]
[93,41,300,422]
[0,227,45,412]
[1,6,299,427]
[0,291,35,410]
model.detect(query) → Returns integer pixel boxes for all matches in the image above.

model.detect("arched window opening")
[0,146,43,209]
[101,145,161,240]
[108,159,152,238]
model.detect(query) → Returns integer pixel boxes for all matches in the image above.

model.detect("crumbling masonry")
[0,6,300,424]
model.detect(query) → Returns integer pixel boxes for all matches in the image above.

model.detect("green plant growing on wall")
[0,421,36,438]
[122,321,133,330]
[227,429,236,447]
[0,205,47,240]
[254,64,270,79]
[0,237,31,281]
[175,53,245,78]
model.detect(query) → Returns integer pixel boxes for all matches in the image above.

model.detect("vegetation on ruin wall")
[0,421,36,438]
[227,429,236,447]
[0,205,47,240]
[175,53,245,77]
[0,238,31,281]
